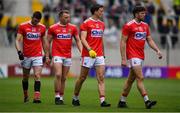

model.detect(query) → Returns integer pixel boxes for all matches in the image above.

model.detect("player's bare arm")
[46,34,53,55]
[15,33,23,51]
[146,35,162,59]
[81,31,91,50]
[81,31,97,58]
[74,34,82,53]
[120,34,128,66]
[15,33,24,60]
[42,35,51,65]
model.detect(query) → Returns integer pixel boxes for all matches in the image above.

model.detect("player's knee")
[61,77,66,82]
[97,75,104,83]
[34,74,41,80]
[55,74,62,80]
[23,74,29,79]
[137,76,144,81]
[127,79,134,84]
[23,77,29,81]
[79,76,87,82]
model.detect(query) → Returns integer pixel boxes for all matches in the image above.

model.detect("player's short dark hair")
[90,4,104,15]
[132,5,146,17]
[59,10,70,17]
[32,11,42,19]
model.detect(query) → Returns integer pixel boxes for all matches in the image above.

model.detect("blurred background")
[0,0,180,79]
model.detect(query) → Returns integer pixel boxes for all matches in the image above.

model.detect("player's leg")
[32,66,43,103]
[72,66,89,106]
[22,68,30,103]
[32,56,43,103]
[59,65,70,104]
[59,58,72,103]
[118,68,136,108]
[52,56,64,105]
[53,62,63,105]
[72,57,93,106]
[95,65,111,107]
[21,58,31,103]
[95,56,110,107]
[133,66,157,109]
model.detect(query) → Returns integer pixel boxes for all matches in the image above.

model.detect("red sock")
[34,91,40,100]
[60,92,64,96]
[74,93,79,96]
[122,93,128,97]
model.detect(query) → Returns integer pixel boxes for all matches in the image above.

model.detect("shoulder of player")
[49,23,59,29]
[125,20,135,26]
[83,17,93,24]
[68,23,77,28]
[141,21,149,26]
[38,23,46,28]
[19,21,29,26]
[97,19,104,24]
[82,18,104,25]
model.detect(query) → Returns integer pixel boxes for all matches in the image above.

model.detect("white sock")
[120,96,126,102]
[100,97,105,103]
[73,95,79,100]
[60,96,63,100]
[55,94,60,98]
[144,95,149,102]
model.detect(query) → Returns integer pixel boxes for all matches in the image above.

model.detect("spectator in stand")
[104,18,119,48]
[6,18,15,46]
[157,2,168,48]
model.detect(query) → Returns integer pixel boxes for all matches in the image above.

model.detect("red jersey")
[18,21,46,57]
[122,19,150,60]
[81,18,105,57]
[48,23,78,58]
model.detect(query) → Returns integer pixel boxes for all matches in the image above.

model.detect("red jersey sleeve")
[17,24,24,35]
[48,27,53,36]
[122,24,129,36]
[146,25,150,36]
[80,22,88,31]
[73,26,79,36]
[103,23,105,31]
[41,27,46,37]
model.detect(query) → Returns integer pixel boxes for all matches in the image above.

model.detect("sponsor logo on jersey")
[134,32,146,40]
[57,33,71,39]
[26,32,40,40]
[91,29,103,37]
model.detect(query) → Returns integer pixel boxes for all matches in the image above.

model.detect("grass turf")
[0,77,180,112]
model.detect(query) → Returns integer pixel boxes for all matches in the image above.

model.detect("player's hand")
[17,51,24,60]
[89,49,97,58]
[121,59,127,67]
[157,50,162,59]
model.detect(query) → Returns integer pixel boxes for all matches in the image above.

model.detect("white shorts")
[21,56,43,69]
[128,58,143,68]
[81,56,105,68]
[53,56,72,66]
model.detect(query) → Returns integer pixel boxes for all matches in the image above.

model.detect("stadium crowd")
[0,0,179,49]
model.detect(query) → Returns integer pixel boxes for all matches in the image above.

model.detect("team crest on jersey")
[134,32,146,40]
[62,29,66,32]
[91,29,103,37]
[68,29,72,33]
[26,32,40,40]
[95,24,99,28]
[38,28,41,32]
[90,25,95,27]
[57,33,71,39]
[32,27,36,32]
[138,27,143,31]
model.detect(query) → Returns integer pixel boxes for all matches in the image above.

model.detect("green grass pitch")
[0,77,180,112]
